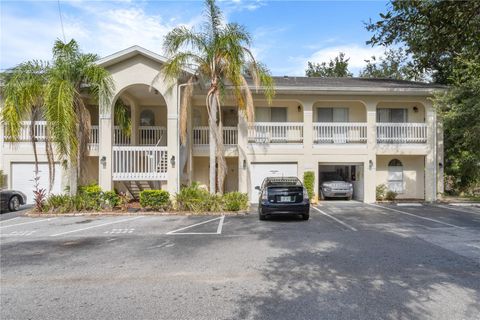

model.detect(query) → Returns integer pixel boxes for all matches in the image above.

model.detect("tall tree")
[1,39,114,195]
[161,0,275,193]
[366,0,480,84]
[359,48,423,81]
[366,0,480,193]
[305,52,353,77]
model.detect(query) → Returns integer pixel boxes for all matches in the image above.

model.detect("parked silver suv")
[319,172,353,200]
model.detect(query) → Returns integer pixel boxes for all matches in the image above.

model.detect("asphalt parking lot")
[1,202,480,320]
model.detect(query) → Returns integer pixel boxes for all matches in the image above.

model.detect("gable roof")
[96,45,195,74]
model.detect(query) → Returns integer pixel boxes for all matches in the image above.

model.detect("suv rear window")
[264,177,302,187]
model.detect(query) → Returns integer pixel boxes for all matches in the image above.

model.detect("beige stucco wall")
[376,155,425,199]
[192,157,209,188]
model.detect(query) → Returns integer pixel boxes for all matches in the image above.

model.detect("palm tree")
[1,39,114,195]
[161,0,275,193]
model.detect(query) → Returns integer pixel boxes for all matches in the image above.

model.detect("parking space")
[2,203,480,319]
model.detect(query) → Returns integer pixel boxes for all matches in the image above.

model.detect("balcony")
[376,123,427,144]
[2,121,47,142]
[193,126,238,146]
[313,123,367,144]
[112,146,168,181]
[248,122,303,144]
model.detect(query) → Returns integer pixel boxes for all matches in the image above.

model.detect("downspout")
[433,109,437,202]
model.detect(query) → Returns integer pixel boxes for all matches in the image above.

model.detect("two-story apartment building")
[0,46,445,204]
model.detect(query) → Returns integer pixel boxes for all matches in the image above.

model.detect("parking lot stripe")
[216,216,225,234]
[369,204,463,228]
[166,216,224,235]
[50,216,143,237]
[312,207,357,231]
[0,217,21,224]
[0,218,56,229]
[434,204,480,216]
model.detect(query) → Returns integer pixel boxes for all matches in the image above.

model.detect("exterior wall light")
[100,156,107,169]
[243,159,247,170]
[298,105,302,112]
[413,106,419,113]
[369,159,373,170]
[439,162,443,169]
[170,155,176,167]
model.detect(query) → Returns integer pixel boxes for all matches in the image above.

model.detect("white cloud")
[280,44,385,76]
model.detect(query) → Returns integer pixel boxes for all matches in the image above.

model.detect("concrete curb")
[26,210,250,218]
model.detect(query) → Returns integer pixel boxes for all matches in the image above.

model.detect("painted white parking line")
[312,207,357,232]
[166,216,225,235]
[435,204,480,216]
[0,218,56,229]
[369,204,463,229]
[0,217,21,224]
[105,228,135,234]
[50,216,143,237]
[397,203,423,207]
[4,230,36,237]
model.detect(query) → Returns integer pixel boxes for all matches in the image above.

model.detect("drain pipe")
[433,110,437,202]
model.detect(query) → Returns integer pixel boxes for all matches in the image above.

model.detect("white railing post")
[112,146,168,181]
[376,123,427,143]
[312,123,367,144]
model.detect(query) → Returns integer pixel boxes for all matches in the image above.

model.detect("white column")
[237,109,248,193]
[130,101,138,145]
[166,86,179,194]
[98,99,113,191]
[364,100,377,203]
[302,101,316,201]
[425,106,436,202]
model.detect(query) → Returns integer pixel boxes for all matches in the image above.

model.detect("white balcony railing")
[313,123,367,144]
[193,126,238,145]
[377,123,427,143]
[112,146,168,181]
[248,122,303,143]
[139,126,167,146]
[114,126,131,145]
[89,126,99,151]
[2,121,47,142]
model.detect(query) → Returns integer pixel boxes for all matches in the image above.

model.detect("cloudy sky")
[1,0,389,76]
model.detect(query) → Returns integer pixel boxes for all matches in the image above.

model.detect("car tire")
[302,214,309,221]
[319,191,325,201]
[346,196,352,201]
[8,196,20,212]
[259,214,267,221]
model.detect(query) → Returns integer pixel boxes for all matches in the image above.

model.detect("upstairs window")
[140,109,155,126]
[317,108,349,122]
[377,108,408,123]
[255,107,287,122]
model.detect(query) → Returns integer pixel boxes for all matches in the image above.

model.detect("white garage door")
[250,163,298,203]
[12,163,62,204]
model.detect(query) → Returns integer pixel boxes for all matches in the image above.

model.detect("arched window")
[140,109,155,126]
[388,159,404,193]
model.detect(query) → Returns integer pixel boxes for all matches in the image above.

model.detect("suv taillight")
[262,188,268,201]
[303,187,309,201]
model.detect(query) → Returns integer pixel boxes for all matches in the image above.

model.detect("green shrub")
[140,190,171,211]
[376,184,387,201]
[385,190,398,201]
[78,184,103,210]
[222,192,248,211]
[175,182,211,212]
[102,191,120,209]
[303,171,315,201]
[43,194,74,213]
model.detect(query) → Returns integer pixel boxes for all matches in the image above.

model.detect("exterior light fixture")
[170,155,176,167]
[413,106,419,113]
[298,105,302,112]
[439,162,443,169]
[100,156,107,169]
[243,159,247,170]
[369,159,373,170]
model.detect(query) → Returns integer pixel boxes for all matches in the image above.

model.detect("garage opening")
[250,162,298,203]
[318,163,364,201]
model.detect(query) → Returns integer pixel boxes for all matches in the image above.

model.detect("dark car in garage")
[256,177,310,221]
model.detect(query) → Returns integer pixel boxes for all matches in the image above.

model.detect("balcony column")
[166,85,179,194]
[302,100,317,201]
[237,109,248,193]
[130,100,138,145]
[425,105,436,202]
[98,98,113,191]
[364,100,377,203]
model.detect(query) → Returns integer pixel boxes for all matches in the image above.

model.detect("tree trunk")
[209,94,217,194]
[69,161,78,195]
